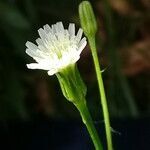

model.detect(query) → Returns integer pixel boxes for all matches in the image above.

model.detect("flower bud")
[79,1,97,38]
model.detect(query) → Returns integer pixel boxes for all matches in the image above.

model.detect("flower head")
[26,22,87,75]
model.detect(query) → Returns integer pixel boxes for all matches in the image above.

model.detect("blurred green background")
[0,0,150,121]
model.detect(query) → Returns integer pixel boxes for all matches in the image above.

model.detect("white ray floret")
[26,22,87,76]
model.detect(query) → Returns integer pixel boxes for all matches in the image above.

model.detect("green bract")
[79,1,97,38]
[56,64,87,104]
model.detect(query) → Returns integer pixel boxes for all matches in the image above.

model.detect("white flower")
[26,22,87,76]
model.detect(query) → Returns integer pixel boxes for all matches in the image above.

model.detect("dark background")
[0,0,150,149]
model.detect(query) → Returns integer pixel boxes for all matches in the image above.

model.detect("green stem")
[88,37,113,150]
[76,101,103,150]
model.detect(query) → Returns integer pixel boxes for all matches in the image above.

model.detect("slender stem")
[76,101,103,150]
[88,37,113,150]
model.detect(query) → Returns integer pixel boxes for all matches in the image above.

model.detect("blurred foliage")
[0,0,150,120]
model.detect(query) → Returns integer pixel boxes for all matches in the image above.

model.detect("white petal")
[76,28,83,43]
[53,23,59,34]
[78,38,87,53]
[26,48,40,58]
[48,69,58,76]
[47,31,57,43]
[55,22,65,40]
[71,55,80,63]
[68,23,75,37]
[78,37,86,48]
[38,28,47,41]
[26,41,38,50]
[51,25,56,34]
[43,24,51,34]
[36,38,44,46]
[57,22,64,32]
[27,63,49,70]
[38,44,49,53]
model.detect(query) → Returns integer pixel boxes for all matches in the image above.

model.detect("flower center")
[51,38,77,59]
